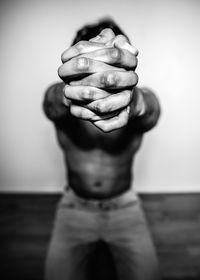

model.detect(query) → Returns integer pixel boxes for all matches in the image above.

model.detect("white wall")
[0,0,200,193]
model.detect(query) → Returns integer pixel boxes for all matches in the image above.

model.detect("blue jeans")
[45,187,161,280]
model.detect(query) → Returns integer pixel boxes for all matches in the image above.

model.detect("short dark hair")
[71,17,129,46]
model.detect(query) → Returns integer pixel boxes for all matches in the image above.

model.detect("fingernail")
[89,35,102,42]
[123,42,139,55]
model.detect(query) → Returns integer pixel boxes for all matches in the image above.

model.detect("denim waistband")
[62,186,138,210]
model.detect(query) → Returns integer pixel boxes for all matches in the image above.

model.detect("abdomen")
[65,149,133,199]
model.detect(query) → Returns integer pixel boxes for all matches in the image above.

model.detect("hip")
[59,186,139,212]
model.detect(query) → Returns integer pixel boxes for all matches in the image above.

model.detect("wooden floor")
[0,193,200,280]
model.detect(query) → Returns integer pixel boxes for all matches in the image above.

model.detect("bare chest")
[56,117,143,154]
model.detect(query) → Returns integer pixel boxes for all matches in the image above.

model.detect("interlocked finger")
[93,106,130,132]
[58,57,124,82]
[78,47,137,70]
[70,104,119,121]
[106,34,139,56]
[89,28,115,43]
[87,90,132,113]
[61,41,106,62]
[64,85,110,102]
[70,70,138,89]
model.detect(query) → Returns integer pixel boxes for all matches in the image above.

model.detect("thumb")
[89,28,115,44]
[106,35,139,56]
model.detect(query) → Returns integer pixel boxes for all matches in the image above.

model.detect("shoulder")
[45,82,64,96]
[43,81,68,122]
[44,82,65,107]
[141,87,161,108]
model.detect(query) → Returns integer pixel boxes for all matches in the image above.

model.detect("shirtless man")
[44,18,161,280]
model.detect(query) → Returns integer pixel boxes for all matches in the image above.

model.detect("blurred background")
[0,0,200,279]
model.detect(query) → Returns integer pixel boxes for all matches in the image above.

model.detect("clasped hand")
[58,28,139,132]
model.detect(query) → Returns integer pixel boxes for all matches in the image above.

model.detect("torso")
[55,114,143,199]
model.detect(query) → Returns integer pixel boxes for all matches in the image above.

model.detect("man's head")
[71,17,130,46]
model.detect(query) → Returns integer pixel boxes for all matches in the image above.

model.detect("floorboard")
[0,193,200,280]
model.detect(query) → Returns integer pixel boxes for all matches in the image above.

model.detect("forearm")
[130,87,161,132]
[43,82,69,122]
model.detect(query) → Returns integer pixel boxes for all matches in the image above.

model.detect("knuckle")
[109,48,121,61]
[82,88,93,100]
[103,72,117,87]
[76,57,90,71]
[76,40,88,52]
